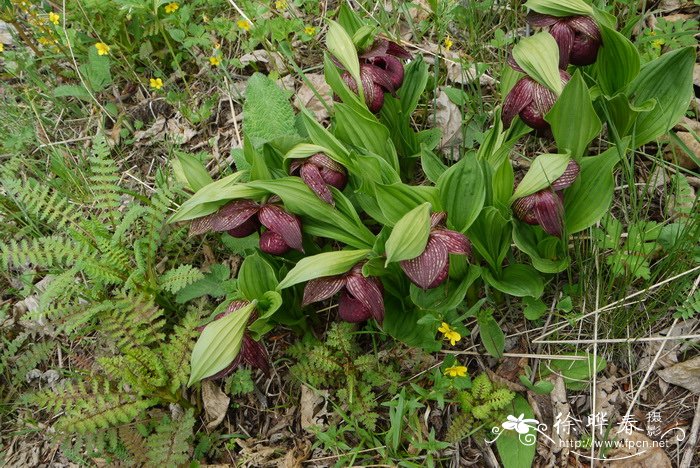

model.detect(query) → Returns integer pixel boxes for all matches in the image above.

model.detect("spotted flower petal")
[259,230,292,255]
[338,291,372,323]
[568,16,601,40]
[302,276,347,306]
[550,21,575,68]
[362,63,397,94]
[400,235,449,289]
[300,163,334,204]
[258,204,303,251]
[240,335,270,376]
[526,12,559,27]
[361,38,411,60]
[502,78,535,128]
[345,274,385,322]
[432,229,471,255]
[550,160,580,191]
[210,200,260,232]
[533,190,565,237]
[308,153,346,173]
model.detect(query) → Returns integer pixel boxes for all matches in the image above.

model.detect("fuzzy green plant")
[288,323,400,431]
[445,373,515,443]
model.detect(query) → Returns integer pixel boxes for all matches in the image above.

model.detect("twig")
[680,397,700,468]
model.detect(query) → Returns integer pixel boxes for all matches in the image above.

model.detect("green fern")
[4,179,81,230]
[1,236,88,269]
[88,133,122,214]
[145,409,196,467]
[159,265,204,294]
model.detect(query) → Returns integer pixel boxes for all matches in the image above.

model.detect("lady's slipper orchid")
[512,160,580,237]
[400,212,471,290]
[198,300,270,378]
[526,13,601,68]
[289,153,348,205]
[502,63,570,132]
[189,200,303,255]
[339,38,411,113]
[302,262,384,323]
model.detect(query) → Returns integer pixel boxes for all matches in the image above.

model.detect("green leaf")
[383,302,442,352]
[173,152,213,192]
[467,207,511,270]
[168,173,266,223]
[248,177,375,248]
[594,25,640,96]
[476,309,505,358]
[564,145,620,233]
[83,46,112,91]
[627,47,695,146]
[495,395,537,468]
[540,354,606,390]
[284,143,350,168]
[53,85,92,101]
[175,264,234,303]
[523,0,593,16]
[243,73,298,148]
[326,20,362,99]
[375,183,440,226]
[482,264,544,298]
[385,203,431,264]
[437,156,486,232]
[397,57,429,115]
[546,71,601,159]
[420,147,448,184]
[334,103,399,171]
[511,153,570,202]
[410,266,481,312]
[512,221,569,273]
[277,249,372,289]
[188,301,256,385]
[237,254,278,301]
[248,291,283,339]
[523,296,547,320]
[512,32,563,95]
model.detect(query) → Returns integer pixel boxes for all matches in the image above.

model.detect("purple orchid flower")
[527,13,601,68]
[502,59,571,132]
[290,153,348,205]
[512,160,580,237]
[302,262,384,323]
[189,200,303,255]
[197,300,270,378]
[338,38,411,113]
[400,212,471,290]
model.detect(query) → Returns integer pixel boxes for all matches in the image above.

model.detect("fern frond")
[4,178,81,230]
[145,409,195,467]
[60,395,159,434]
[161,309,199,391]
[88,133,122,214]
[1,236,88,269]
[159,265,204,294]
[0,332,29,375]
[100,292,165,349]
[10,340,55,386]
[99,347,167,391]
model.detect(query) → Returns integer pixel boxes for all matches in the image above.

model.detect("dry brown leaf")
[603,431,672,468]
[133,114,197,145]
[638,319,698,371]
[657,356,700,393]
[293,74,332,121]
[434,88,462,150]
[202,380,230,430]
[240,50,285,73]
[300,385,328,432]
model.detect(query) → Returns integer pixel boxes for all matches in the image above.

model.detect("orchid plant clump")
[169,0,695,425]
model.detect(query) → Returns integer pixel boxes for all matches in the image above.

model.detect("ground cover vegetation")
[0,0,699,466]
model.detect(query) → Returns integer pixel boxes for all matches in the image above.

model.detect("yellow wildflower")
[164,2,179,14]
[304,25,316,36]
[95,42,110,56]
[275,0,288,9]
[213,42,221,49]
[237,19,252,31]
[438,322,461,346]
[651,39,665,49]
[48,12,60,25]
[445,365,468,378]
[444,36,453,51]
[149,78,163,90]
[209,56,221,66]
[0,43,4,52]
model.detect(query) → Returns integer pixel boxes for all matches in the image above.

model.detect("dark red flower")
[399,212,471,290]
[197,300,270,378]
[527,13,601,68]
[189,200,303,255]
[338,38,411,113]
[512,160,580,237]
[302,262,384,323]
[502,65,570,132]
[290,153,348,205]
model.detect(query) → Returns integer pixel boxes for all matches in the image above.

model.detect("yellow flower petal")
[445,365,467,377]
[48,12,60,25]
[304,26,316,36]
[444,36,453,51]
[237,19,251,31]
[209,56,221,66]
[95,42,110,56]
[149,78,163,90]
[164,2,179,14]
